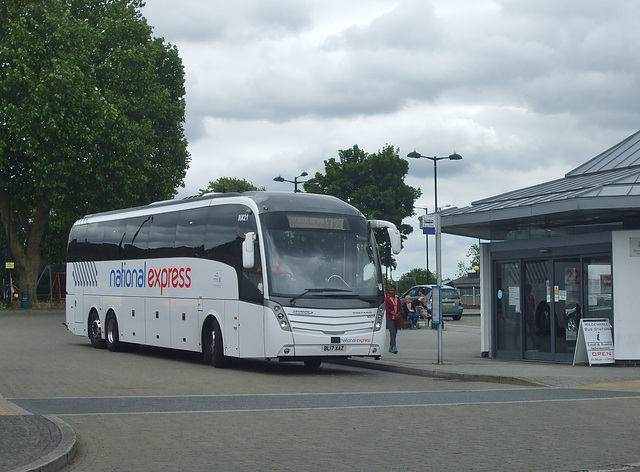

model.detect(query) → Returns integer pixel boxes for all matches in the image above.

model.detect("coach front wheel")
[204,318,228,368]
[202,319,214,364]
[88,310,106,349]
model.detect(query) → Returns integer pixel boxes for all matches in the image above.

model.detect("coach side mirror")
[369,220,402,255]
[242,232,256,269]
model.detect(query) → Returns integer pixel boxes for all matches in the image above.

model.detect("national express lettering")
[109,262,192,295]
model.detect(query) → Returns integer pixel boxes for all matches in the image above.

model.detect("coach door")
[224,301,264,358]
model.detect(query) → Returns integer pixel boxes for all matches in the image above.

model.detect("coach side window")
[147,212,177,259]
[84,222,105,261]
[124,216,151,259]
[204,205,240,266]
[102,219,127,261]
[175,207,208,258]
[237,208,262,301]
[67,224,87,262]
[205,204,262,301]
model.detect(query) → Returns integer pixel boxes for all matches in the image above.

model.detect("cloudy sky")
[141,0,640,280]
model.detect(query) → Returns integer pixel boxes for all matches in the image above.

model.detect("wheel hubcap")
[107,319,114,344]
[91,318,102,340]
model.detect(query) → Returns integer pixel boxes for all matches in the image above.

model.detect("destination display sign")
[287,215,348,230]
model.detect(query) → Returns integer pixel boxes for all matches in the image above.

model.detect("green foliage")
[305,144,421,245]
[0,0,189,297]
[199,177,265,194]
[455,261,469,279]
[467,243,480,268]
[396,268,432,295]
[455,244,480,278]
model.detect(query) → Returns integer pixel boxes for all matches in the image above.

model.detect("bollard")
[21,289,30,309]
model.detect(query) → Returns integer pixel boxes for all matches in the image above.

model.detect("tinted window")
[84,221,106,260]
[205,204,261,301]
[147,212,177,258]
[205,205,242,265]
[175,207,208,258]
[124,216,152,259]
[102,219,127,260]
[67,224,87,262]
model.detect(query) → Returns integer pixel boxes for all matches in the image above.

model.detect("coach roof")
[80,191,363,222]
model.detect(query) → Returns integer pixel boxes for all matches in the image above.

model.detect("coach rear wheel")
[88,310,106,349]
[105,312,121,352]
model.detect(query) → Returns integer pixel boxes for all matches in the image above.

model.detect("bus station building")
[441,130,640,363]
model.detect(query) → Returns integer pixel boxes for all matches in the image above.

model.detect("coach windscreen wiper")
[290,288,350,304]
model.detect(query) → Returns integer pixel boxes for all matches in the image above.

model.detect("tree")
[305,145,421,244]
[455,243,480,278]
[0,0,189,301]
[199,177,265,194]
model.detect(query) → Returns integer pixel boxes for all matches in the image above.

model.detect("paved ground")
[344,313,640,390]
[2,309,640,471]
[0,397,75,472]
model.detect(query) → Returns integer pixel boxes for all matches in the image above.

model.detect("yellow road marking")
[0,403,21,415]
[577,379,640,392]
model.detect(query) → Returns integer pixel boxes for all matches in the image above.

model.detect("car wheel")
[452,315,462,321]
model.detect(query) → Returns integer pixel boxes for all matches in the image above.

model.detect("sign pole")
[435,212,443,364]
[420,211,443,363]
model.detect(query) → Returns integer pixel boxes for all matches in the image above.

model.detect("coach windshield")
[261,212,383,301]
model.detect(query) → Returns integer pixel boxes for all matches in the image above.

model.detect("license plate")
[443,302,454,306]
[322,345,345,352]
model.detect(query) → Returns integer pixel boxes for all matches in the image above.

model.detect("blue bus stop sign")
[431,285,441,325]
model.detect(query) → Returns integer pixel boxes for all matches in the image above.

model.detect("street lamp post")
[273,172,318,192]
[407,152,462,214]
[408,151,462,364]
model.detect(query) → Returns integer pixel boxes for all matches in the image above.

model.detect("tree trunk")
[0,190,50,305]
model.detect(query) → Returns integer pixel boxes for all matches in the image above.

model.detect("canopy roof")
[441,130,640,240]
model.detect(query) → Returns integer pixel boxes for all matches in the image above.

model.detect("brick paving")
[2,309,640,471]
[0,414,61,471]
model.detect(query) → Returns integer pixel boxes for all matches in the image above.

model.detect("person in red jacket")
[385,286,402,353]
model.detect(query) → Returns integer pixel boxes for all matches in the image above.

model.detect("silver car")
[401,284,464,320]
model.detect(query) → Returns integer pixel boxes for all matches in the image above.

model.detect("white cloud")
[141,0,640,278]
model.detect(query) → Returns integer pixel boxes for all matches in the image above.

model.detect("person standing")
[385,286,402,353]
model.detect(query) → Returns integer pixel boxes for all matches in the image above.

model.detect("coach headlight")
[268,301,291,332]
[374,303,385,331]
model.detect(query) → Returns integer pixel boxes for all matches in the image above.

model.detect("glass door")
[584,257,612,327]
[553,259,581,356]
[495,262,521,357]
[524,260,551,354]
